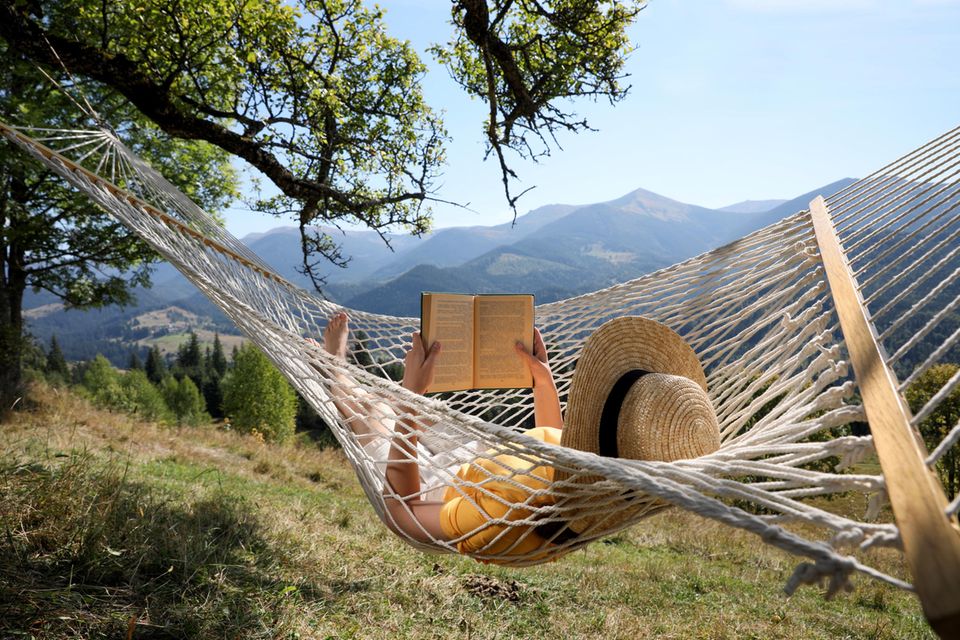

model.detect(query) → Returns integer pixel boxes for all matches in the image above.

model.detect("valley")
[28,180,854,364]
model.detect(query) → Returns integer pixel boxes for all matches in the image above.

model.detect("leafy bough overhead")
[1,0,646,287]
[435,0,645,213]
[0,0,445,288]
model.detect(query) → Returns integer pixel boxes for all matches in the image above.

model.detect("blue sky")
[225,0,960,237]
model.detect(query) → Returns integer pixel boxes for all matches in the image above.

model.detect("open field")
[0,383,934,639]
[139,330,247,357]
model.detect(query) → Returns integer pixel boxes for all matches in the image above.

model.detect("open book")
[421,293,535,393]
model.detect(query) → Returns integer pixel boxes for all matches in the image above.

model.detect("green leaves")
[433,0,645,213]
[160,375,208,427]
[1,0,647,281]
[221,343,297,443]
[905,363,960,499]
[0,39,237,310]
[40,0,443,284]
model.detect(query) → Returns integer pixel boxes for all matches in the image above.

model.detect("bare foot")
[323,311,350,360]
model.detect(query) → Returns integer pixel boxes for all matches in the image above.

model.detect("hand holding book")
[421,293,535,393]
[514,327,553,388]
[402,331,442,395]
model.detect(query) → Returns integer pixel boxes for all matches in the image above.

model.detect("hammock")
[3,120,960,627]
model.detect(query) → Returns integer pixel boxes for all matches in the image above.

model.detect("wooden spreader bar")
[810,196,960,639]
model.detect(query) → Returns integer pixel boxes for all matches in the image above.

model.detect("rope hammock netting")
[3,119,960,625]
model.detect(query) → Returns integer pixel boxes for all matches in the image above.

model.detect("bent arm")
[382,404,449,542]
[381,333,452,543]
[517,328,563,429]
[532,374,562,429]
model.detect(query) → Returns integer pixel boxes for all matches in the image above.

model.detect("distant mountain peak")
[602,186,697,221]
[608,186,688,207]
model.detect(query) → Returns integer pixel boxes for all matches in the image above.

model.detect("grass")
[140,331,246,357]
[0,382,936,639]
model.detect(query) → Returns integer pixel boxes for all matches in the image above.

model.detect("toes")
[327,311,348,331]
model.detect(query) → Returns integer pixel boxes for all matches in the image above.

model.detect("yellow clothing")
[439,426,561,562]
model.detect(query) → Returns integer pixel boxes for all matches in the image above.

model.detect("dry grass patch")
[0,382,937,639]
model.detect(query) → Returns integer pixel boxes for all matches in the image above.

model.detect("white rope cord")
[841,150,960,251]
[868,225,960,318]
[949,494,960,518]
[856,196,960,303]
[829,126,960,220]
[848,165,960,258]
[7,120,960,593]
[841,197,960,384]
[830,127,960,226]
[926,415,960,466]
[841,182,960,274]
[821,135,960,491]
[882,258,960,355]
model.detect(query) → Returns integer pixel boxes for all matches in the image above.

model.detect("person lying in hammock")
[320,311,721,563]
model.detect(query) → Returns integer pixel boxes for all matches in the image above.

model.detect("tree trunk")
[0,276,25,419]
[0,163,29,420]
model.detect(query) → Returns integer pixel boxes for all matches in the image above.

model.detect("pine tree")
[44,335,69,380]
[176,332,203,387]
[210,333,228,377]
[128,350,143,371]
[221,343,297,442]
[202,375,224,420]
[201,339,225,419]
[144,346,167,385]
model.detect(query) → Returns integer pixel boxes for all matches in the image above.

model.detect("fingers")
[514,340,535,362]
[533,328,547,361]
[406,331,440,370]
[423,340,442,367]
[516,331,546,361]
[410,331,425,354]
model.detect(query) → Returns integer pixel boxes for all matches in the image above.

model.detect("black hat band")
[598,369,650,458]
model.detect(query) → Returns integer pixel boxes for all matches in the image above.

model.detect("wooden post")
[810,196,960,638]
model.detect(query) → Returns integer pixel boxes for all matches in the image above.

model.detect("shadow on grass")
[0,453,353,638]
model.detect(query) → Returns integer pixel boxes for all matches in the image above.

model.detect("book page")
[474,295,534,389]
[421,293,474,393]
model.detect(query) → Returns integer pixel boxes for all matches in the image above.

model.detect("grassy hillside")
[0,384,934,639]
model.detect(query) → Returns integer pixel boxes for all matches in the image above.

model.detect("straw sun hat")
[556,316,721,536]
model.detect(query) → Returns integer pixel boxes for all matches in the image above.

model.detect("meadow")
[0,383,935,639]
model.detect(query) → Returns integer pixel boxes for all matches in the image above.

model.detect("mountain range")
[27,179,855,362]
